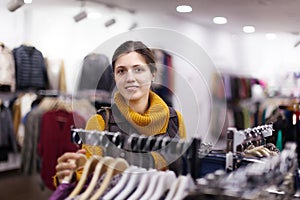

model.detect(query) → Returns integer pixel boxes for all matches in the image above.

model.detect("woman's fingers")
[76,149,86,155]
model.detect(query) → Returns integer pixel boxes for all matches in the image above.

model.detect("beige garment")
[59,61,67,92]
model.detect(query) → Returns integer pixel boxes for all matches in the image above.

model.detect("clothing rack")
[70,128,203,179]
[187,142,297,199]
[225,124,273,171]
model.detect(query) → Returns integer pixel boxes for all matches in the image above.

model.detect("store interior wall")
[1,2,300,141]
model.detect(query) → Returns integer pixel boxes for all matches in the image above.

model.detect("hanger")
[149,170,177,200]
[143,135,156,152]
[153,136,164,151]
[102,166,139,200]
[67,156,101,198]
[126,169,157,200]
[38,97,57,111]
[114,167,147,200]
[89,157,129,200]
[61,154,87,184]
[136,136,147,152]
[79,156,115,200]
[172,174,195,200]
[138,171,162,200]
[165,175,183,200]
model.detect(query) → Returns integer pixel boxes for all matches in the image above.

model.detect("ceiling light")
[265,33,277,40]
[7,0,25,12]
[213,17,228,25]
[104,18,116,27]
[129,22,138,31]
[88,12,102,19]
[176,5,192,13]
[24,0,32,4]
[243,26,255,33]
[73,10,88,22]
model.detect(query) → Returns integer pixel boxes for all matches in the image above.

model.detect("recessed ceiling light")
[265,33,277,40]
[213,16,227,25]
[243,26,255,33]
[24,0,32,4]
[176,5,192,13]
[88,12,102,19]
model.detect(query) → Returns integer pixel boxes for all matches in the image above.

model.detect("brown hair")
[112,41,157,74]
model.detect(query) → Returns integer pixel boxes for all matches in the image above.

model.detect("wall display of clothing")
[211,73,265,137]
[259,97,300,166]
[0,94,18,162]
[20,95,96,191]
[13,44,49,91]
[77,53,114,93]
[152,49,174,107]
[45,58,67,92]
[0,42,15,92]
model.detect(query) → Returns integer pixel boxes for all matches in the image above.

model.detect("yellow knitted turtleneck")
[114,91,169,136]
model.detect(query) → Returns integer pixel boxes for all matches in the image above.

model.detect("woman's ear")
[152,73,156,82]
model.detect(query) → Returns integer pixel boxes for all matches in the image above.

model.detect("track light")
[73,10,88,22]
[104,18,116,27]
[129,22,138,31]
[7,0,25,12]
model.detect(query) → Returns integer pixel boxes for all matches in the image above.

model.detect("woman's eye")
[116,69,124,74]
[135,67,144,72]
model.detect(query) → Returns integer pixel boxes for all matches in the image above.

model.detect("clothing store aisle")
[0,170,52,200]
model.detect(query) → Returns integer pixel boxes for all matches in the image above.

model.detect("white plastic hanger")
[165,175,183,200]
[139,171,162,200]
[172,174,195,200]
[126,169,157,200]
[89,158,129,200]
[149,170,177,200]
[79,156,115,200]
[67,155,101,198]
[102,166,138,200]
[114,167,147,200]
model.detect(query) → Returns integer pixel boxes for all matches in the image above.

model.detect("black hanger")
[112,132,123,149]
[127,134,139,152]
[143,136,156,152]
[136,136,147,153]
[153,136,164,151]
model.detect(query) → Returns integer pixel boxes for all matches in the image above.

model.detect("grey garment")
[21,107,45,175]
[77,53,114,92]
[0,107,18,152]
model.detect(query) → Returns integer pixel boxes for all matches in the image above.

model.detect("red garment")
[38,109,85,190]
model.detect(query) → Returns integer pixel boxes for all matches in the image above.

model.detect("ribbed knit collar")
[114,91,169,136]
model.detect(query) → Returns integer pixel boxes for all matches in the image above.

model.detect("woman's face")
[114,52,154,102]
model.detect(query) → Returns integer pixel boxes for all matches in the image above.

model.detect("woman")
[54,40,186,186]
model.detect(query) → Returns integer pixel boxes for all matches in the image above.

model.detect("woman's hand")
[55,149,86,183]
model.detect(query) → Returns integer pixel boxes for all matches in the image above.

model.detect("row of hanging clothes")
[0,92,18,164]
[0,42,68,93]
[20,90,99,191]
[49,123,280,200]
[196,124,278,177]
[258,96,300,166]
[185,142,298,199]
[49,128,204,200]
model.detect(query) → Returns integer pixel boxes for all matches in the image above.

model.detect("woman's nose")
[125,70,135,82]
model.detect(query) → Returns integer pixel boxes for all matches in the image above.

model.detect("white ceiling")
[4,0,300,34]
